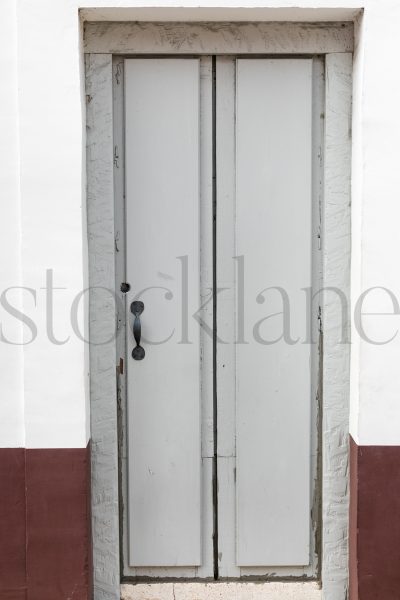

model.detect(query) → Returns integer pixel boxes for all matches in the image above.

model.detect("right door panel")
[217,58,317,573]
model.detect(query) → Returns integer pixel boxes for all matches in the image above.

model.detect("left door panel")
[125,58,204,568]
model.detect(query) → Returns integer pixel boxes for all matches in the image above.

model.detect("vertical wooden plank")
[216,56,241,578]
[322,53,352,600]
[197,55,214,578]
[235,59,313,566]
[199,56,214,473]
[125,58,201,567]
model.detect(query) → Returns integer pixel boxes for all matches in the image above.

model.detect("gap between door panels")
[211,55,219,581]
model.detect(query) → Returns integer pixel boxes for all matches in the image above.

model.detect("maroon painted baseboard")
[0,449,27,600]
[4,437,400,598]
[350,436,400,600]
[0,446,92,600]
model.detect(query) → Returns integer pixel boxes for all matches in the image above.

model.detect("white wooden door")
[216,57,318,577]
[124,58,213,573]
[123,56,320,577]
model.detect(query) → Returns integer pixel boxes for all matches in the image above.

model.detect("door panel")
[235,59,312,566]
[125,58,202,567]
[216,57,316,573]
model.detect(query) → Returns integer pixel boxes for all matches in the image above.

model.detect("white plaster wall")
[348,13,364,448]
[349,2,400,446]
[351,3,400,446]
[0,0,24,448]
[1,0,400,447]
[15,0,89,448]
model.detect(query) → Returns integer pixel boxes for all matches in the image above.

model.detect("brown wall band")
[350,435,400,600]
[0,448,27,600]
[0,445,92,600]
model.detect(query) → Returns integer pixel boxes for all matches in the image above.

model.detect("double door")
[121,55,321,578]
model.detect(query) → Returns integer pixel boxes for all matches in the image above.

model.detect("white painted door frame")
[85,20,352,600]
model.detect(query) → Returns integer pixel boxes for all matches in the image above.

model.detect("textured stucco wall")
[349,3,400,446]
[0,1,24,448]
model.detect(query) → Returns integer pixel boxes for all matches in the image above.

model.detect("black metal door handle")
[130,301,145,360]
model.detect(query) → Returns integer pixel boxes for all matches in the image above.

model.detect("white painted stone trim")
[321,52,352,600]
[84,21,353,55]
[121,582,322,600]
[86,53,120,600]
[86,22,352,600]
